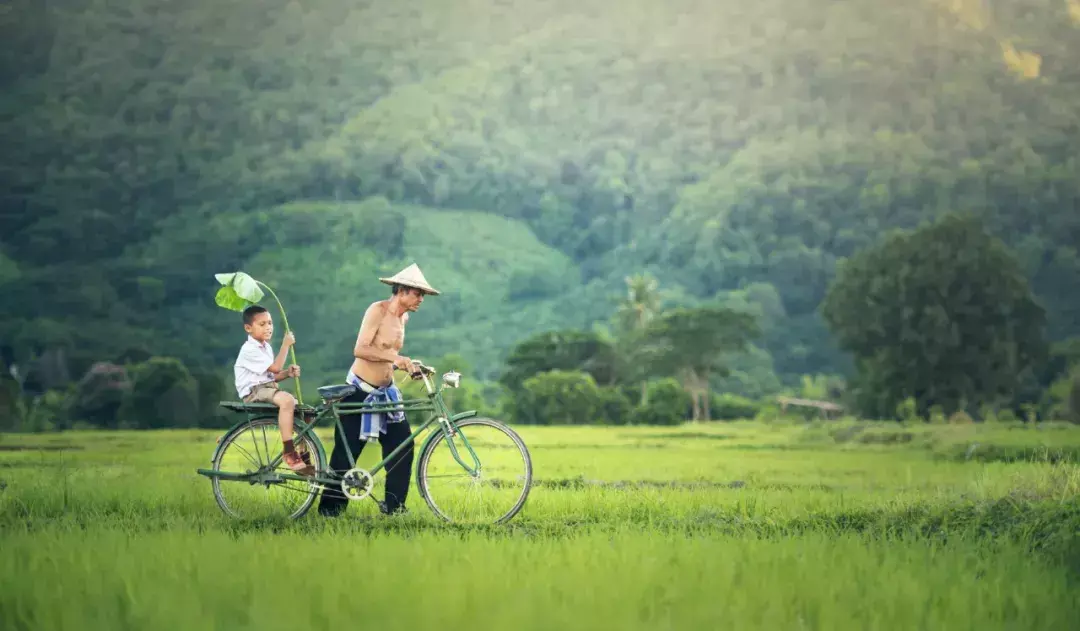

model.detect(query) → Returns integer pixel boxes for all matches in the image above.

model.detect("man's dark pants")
[317,388,413,516]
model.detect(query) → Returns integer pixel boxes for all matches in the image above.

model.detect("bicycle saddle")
[317,384,358,402]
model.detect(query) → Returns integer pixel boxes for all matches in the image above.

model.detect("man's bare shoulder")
[363,300,390,319]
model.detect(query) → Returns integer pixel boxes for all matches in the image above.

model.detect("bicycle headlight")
[442,371,461,388]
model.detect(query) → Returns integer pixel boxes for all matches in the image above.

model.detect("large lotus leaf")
[214,272,264,311]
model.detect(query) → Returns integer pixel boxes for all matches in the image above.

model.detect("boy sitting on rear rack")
[233,305,307,472]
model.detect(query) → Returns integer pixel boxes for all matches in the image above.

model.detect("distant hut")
[776,396,844,420]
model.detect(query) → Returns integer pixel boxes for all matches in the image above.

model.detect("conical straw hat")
[379,263,440,295]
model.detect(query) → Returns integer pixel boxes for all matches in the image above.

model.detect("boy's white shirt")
[234,335,276,398]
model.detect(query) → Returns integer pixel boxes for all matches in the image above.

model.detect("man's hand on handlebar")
[394,356,434,379]
[409,360,436,379]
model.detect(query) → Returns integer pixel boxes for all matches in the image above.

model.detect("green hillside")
[216,200,588,388]
[1,0,1078,397]
[178,198,781,396]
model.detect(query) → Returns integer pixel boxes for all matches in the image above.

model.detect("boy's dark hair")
[242,305,269,325]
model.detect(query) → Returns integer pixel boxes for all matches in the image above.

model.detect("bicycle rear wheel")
[416,417,532,524]
[211,417,325,520]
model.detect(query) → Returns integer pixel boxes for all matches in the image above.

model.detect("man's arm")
[354,303,397,363]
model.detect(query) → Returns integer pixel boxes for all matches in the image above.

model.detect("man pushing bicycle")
[316,264,440,518]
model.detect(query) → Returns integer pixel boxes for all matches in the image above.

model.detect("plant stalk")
[255,281,304,406]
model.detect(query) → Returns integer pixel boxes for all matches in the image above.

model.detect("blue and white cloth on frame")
[345,372,406,442]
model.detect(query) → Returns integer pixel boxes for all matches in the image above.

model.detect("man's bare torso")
[351,300,408,387]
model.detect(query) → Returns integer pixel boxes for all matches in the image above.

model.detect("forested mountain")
[2,0,1078,396]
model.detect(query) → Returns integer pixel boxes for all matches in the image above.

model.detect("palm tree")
[614,274,661,405]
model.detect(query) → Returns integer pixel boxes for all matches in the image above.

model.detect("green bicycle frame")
[197,369,484,492]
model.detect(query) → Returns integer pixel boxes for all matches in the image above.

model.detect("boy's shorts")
[244,383,280,403]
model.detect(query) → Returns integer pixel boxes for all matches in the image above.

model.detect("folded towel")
[345,372,406,441]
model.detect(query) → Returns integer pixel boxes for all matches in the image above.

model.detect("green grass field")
[2,420,1078,630]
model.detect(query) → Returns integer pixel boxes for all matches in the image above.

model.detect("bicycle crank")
[341,468,374,501]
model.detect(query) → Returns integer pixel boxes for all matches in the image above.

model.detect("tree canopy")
[637,306,761,420]
[822,213,1048,418]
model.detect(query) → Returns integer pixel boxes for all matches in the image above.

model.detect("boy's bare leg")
[272,391,308,472]
[272,390,296,445]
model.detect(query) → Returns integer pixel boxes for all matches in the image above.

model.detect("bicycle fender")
[208,416,271,463]
[414,410,479,478]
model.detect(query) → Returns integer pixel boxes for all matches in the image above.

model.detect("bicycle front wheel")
[211,417,326,520]
[417,417,532,524]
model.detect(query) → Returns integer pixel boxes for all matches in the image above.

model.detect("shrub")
[896,397,920,422]
[948,410,975,425]
[512,370,602,425]
[0,372,20,429]
[996,408,1019,423]
[1069,372,1080,424]
[753,401,804,424]
[8,389,71,432]
[71,362,131,428]
[597,387,633,425]
[979,403,999,423]
[119,357,198,429]
[631,379,691,425]
[710,393,760,420]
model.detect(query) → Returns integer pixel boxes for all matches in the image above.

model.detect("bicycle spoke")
[230,442,262,470]
[249,424,265,469]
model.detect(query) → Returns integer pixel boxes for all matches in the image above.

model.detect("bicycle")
[196,361,533,524]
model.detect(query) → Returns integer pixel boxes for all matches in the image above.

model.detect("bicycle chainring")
[341,468,374,501]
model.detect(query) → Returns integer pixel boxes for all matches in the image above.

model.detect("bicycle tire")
[416,417,532,524]
[211,417,326,520]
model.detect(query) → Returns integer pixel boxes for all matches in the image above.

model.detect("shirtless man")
[317,264,440,517]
